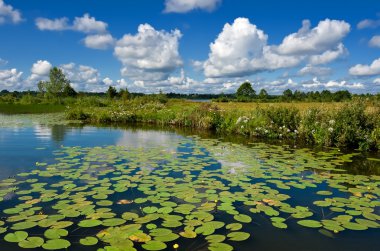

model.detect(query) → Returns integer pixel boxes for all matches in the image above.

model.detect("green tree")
[258,89,268,99]
[37,81,47,94]
[282,89,293,101]
[63,83,77,97]
[47,67,70,96]
[236,82,256,100]
[119,88,130,101]
[107,86,118,99]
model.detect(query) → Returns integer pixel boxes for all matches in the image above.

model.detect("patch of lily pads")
[0,136,379,250]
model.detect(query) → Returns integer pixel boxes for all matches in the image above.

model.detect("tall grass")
[65,98,380,151]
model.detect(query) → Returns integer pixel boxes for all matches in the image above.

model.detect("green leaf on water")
[79,236,98,246]
[297,220,322,228]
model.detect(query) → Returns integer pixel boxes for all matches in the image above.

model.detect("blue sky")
[0,0,380,94]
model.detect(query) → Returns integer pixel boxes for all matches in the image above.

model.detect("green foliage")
[62,83,77,97]
[107,86,118,99]
[236,82,256,100]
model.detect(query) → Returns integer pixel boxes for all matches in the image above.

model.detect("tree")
[236,82,256,99]
[258,89,268,99]
[119,88,130,101]
[107,86,118,99]
[37,81,47,94]
[63,83,77,97]
[47,67,70,96]
[37,67,72,99]
[283,89,293,101]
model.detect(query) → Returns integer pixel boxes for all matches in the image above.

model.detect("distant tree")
[107,86,118,99]
[119,88,130,101]
[236,82,256,99]
[282,89,293,101]
[63,83,77,97]
[333,90,351,101]
[258,89,268,99]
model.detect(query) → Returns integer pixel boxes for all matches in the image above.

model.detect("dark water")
[0,119,379,251]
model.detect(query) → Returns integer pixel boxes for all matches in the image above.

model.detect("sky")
[0,0,380,94]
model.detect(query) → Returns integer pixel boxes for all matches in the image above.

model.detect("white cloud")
[374,78,380,85]
[302,78,364,90]
[35,17,69,31]
[73,13,108,34]
[0,0,22,25]
[369,35,380,48]
[83,34,115,49]
[164,0,222,13]
[35,14,113,50]
[60,63,107,92]
[357,18,380,29]
[349,58,380,76]
[298,65,332,76]
[203,17,269,78]
[202,18,349,79]
[114,24,183,81]
[309,43,347,65]
[35,14,108,34]
[102,77,113,86]
[29,60,52,82]
[277,19,350,55]
[0,68,23,90]
[31,60,52,76]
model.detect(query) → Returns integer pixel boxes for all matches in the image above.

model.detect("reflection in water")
[33,125,52,140]
[116,129,181,151]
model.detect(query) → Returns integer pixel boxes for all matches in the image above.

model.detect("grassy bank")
[0,104,66,114]
[65,98,380,151]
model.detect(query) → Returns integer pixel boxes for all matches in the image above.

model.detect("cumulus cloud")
[60,63,107,92]
[369,35,380,48]
[83,34,115,49]
[349,58,380,76]
[35,14,113,50]
[114,24,183,81]
[204,18,268,78]
[0,0,22,25]
[357,18,380,29]
[0,68,23,90]
[301,78,364,90]
[298,65,332,76]
[164,0,222,13]
[72,13,108,34]
[277,19,350,55]
[202,18,350,79]
[36,14,107,33]
[29,60,52,82]
[31,60,52,76]
[308,43,347,65]
[374,78,380,85]
[35,17,69,31]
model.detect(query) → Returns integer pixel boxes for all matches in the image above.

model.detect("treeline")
[1,68,379,103]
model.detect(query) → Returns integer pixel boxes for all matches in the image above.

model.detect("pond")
[0,114,379,251]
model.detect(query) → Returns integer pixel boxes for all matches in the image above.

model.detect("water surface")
[0,115,379,251]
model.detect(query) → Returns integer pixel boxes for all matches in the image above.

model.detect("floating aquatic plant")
[0,137,378,250]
